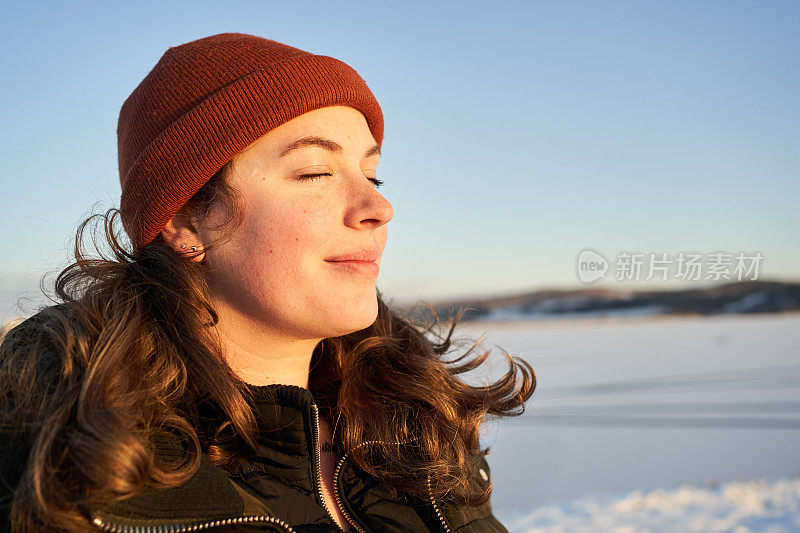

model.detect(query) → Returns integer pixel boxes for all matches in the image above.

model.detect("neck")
[210,301,322,388]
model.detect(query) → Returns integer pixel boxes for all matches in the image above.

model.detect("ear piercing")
[180,243,198,252]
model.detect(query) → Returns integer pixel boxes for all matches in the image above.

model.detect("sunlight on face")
[199,106,394,341]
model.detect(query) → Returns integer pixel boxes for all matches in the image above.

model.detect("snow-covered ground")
[494,475,800,532]
[455,313,800,532]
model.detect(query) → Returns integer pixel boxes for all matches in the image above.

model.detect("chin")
[327,302,379,337]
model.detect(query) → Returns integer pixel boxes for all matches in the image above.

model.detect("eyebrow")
[278,136,381,159]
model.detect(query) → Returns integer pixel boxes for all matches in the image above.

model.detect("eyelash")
[299,173,385,188]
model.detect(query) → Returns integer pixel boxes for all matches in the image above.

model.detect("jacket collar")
[87,382,332,528]
[228,383,328,494]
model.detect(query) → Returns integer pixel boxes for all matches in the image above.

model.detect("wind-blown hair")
[0,162,536,532]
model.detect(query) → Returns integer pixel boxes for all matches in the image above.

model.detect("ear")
[161,208,206,263]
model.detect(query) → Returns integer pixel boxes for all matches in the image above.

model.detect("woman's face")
[199,105,393,340]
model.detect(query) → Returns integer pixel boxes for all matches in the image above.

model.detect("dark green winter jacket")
[0,316,508,532]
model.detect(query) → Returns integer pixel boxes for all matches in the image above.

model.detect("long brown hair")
[0,162,536,532]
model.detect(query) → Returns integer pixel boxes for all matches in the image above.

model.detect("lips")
[324,247,381,277]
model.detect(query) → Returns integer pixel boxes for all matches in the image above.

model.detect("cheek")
[241,199,329,272]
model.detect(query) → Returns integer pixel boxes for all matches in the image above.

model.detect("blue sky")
[1,0,798,320]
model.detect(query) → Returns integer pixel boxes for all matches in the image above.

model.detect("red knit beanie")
[117,32,384,252]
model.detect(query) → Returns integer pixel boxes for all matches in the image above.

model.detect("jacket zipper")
[426,473,453,533]
[91,513,296,532]
[329,436,453,533]
[331,439,386,533]
[311,402,348,532]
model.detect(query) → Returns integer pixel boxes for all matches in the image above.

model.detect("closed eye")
[299,173,384,188]
[298,173,332,181]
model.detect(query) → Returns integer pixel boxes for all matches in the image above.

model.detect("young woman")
[0,32,535,532]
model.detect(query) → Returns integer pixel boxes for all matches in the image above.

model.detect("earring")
[191,246,198,252]
[180,243,187,249]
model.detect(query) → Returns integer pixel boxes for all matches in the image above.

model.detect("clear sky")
[1,0,798,320]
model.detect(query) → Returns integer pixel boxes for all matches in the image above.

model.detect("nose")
[344,174,394,229]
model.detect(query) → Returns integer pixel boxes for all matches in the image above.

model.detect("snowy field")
[454,313,800,532]
[493,475,800,532]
